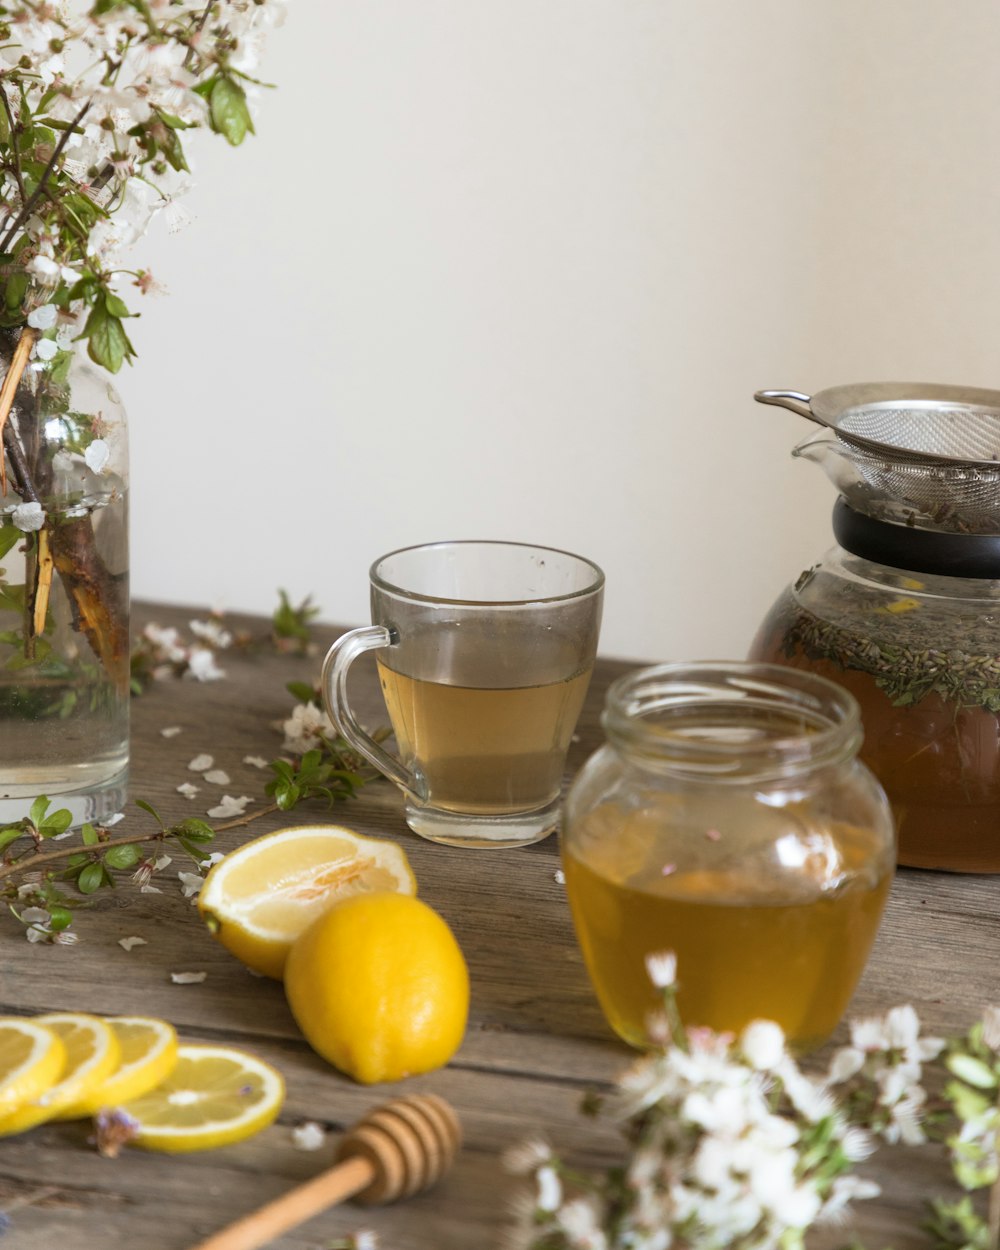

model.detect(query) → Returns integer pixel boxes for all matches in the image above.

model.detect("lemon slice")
[0,1013,121,1134]
[198,823,417,978]
[62,1016,179,1116]
[118,1044,285,1153]
[0,1018,66,1117]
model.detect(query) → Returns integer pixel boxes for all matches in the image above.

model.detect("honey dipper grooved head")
[335,1093,462,1206]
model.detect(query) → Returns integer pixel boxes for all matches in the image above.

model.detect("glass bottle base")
[0,764,128,826]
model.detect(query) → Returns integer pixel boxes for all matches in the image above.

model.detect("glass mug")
[322,540,605,848]
[562,662,896,1052]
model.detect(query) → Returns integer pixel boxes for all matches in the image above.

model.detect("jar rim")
[601,661,863,781]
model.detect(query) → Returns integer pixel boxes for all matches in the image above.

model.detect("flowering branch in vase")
[504,953,1000,1250]
[0,0,285,706]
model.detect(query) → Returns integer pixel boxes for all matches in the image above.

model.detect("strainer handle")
[754,390,818,421]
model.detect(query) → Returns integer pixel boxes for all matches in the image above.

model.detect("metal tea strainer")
[756,382,1000,534]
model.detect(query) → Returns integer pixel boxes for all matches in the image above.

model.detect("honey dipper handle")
[188,1154,374,1250]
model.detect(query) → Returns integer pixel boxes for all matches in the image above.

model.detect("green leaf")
[4,271,27,312]
[28,795,52,827]
[209,77,254,146]
[274,781,301,810]
[170,818,215,844]
[83,302,136,374]
[0,527,20,561]
[68,276,98,302]
[286,681,318,704]
[946,1052,999,1091]
[39,812,72,838]
[47,906,73,932]
[0,825,24,852]
[945,1077,993,1121]
[177,837,210,861]
[156,109,194,131]
[77,861,105,894]
[157,124,190,173]
[103,291,132,320]
[104,843,140,870]
[135,798,164,827]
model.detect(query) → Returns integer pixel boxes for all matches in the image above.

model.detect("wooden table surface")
[0,602,997,1249]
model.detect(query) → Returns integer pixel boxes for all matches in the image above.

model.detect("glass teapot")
[748,383,1000,873]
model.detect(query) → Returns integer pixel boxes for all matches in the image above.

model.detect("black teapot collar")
[832,498,1000,579]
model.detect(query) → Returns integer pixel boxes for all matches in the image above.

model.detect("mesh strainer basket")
[756,383,1000,534]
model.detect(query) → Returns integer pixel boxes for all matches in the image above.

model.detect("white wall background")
[123,0,1000,661]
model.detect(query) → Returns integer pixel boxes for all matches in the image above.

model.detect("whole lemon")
[284,892,470,1085]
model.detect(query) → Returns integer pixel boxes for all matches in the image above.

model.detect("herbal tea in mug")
[562,664,895,1052]
[324,541,604,848]
[376,621,592,816]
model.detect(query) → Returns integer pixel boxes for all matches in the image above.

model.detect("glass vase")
[0,334,129,823]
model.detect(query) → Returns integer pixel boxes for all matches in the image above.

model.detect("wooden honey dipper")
[189,1093,462,1250]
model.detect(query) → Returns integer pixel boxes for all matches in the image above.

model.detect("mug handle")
[321,626,427,802]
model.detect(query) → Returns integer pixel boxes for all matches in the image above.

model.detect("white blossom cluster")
[281,700,337,755]
[0,0,285,372]
[504,953,1000,1250]
[137,617,231,681]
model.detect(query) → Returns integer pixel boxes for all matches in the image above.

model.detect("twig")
[0,101,90,254]
[0,325,36,495]
[184,1,216,70]
[0,82,26,208]
[0,803,282,884]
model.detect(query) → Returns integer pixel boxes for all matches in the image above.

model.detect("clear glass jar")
[0,340,129,823]
[561,662,895,1053]
[750,542,1000,873]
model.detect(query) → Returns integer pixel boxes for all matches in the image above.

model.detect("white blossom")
[118,936,147,952]
[644,951,677,990]
[243,755,268,769]
[146,624,187,665]
[291,1122,326,1151]
[282,701,337,754]
[207,794,254,819]
[739,1019,785,1071]
[176,782,199,799]
[178,871,204,899]
[189,618,233,649]
[503,1138,553,1175]
[188,754,214,772]
[204,769,231,786]
[84,439,110,473]
[170,971,207,985]
[11,501,45,532]
[535,1166,562,1213]
[186,646,226,682]
[27,303,56,330]
[33,338,57,361]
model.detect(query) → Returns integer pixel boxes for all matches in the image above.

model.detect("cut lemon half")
[62,1016,179,1116]
[0,1018,66,1117]
[0,1012,121,1134]
[198,823,416,978]
[118,1044,285,1153]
